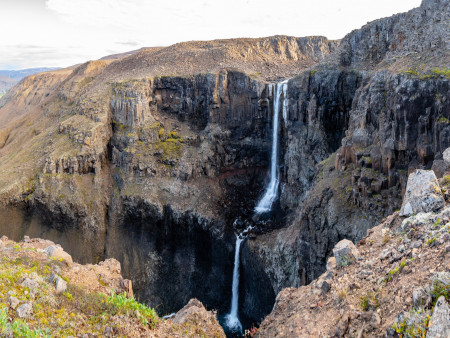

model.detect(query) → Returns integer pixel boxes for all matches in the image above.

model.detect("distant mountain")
[0,67,60,95]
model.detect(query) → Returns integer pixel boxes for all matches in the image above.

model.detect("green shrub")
[107,291,158,327]
[359,292,379,311]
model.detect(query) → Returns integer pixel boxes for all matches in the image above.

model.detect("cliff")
[0,0,448,333]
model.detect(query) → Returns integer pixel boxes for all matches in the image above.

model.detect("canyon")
[0,0,449,336]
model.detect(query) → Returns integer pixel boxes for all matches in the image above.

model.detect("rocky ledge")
[256,169,450,337]
[0,236,225,337]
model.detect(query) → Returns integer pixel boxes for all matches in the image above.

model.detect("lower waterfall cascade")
[225,235,244,333]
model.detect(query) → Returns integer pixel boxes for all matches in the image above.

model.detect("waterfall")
[225,235,244,333]
[255,80,288,214]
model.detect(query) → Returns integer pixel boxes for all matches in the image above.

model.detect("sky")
[0,0,422,70]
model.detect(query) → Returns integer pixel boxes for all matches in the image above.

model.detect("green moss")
[438,116,450,124]
[430,279,450,307]
[403,67,450,80]
[158,128,165,139]
[387,258,413,282]
[431,67,450,78]
[426,237,436,245]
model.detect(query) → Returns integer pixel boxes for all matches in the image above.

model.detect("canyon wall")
[0,0,448,329]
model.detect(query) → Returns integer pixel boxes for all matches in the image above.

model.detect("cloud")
[1,0,423,69]
[116,41,141,47]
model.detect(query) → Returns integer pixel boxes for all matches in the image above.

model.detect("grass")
[0,308,51,338]
[107,291,158,327]
[430,279,450,307]
[386,258,414,282]
[359,292,379,311]
[402,67,450,80]
[392,309,430,338]
[336,283,348,303]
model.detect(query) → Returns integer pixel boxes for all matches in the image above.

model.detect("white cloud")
[1,0,423,69]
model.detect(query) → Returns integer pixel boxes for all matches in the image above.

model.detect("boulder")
[21,278,39,290]
[44,245,73,264]
[412,287,431,309]
[332,239,359,267]
[443,147,450,166]
[426,296,450,338]
[55,276,68,294]
[326,256,337,271]
[432,160,448,179]
[172,299,225,337]
[16,303,33,318]
[8,296,19,309]
[400,170,444,217]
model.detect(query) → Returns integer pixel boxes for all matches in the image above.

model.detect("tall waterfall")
[225,235,244,333]
[255,80,288,214]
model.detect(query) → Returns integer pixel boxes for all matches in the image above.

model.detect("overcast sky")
[0,0,422,70]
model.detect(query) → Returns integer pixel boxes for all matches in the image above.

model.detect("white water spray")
[225,235,244,332]
[255,80,288,214]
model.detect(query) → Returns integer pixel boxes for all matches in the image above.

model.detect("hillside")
[0,68,60,96]
[257,169,450,337]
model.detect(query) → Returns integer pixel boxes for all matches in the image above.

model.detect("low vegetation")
[0,242,159,336]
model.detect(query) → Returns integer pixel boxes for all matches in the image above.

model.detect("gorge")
[0,0,449,336]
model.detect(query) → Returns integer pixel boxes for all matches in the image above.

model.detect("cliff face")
[246,0,450,294]
[0,0,448,331]
[0,35,337,324]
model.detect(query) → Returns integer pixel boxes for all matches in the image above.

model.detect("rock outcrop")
[400,169,445,216]
[257,205,450,337]
[0,236,225,337]
[427,296,450,338]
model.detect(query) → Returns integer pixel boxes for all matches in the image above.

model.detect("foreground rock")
[427,296,450,338]
[400,170,445,216]
[171,299,225,337]
[257,206,450,337]
[0,236,224,337]
[332,239,360,267]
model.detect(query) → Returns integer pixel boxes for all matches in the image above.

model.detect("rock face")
[400,169,445,216]
[251,0,450,292]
